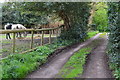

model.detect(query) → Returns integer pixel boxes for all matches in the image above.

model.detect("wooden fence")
[0,26,64,55]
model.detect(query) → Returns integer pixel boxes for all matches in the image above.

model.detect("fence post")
[62,26,64,30]
[58,28,60,36]
[41,31,44,46]
[52,29,54,35]
[56,29,57,37]
[13,33,16,53]
[49,30,52,44]
[59,28,61,35]
[30,31,34,49]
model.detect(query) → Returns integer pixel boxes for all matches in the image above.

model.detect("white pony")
[4,23,27,39]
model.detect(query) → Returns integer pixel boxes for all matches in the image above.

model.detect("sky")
[0,0,5,3]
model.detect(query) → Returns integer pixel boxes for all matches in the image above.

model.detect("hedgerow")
[108,2,120,79]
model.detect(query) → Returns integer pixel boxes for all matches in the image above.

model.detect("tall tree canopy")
[92,2,108,32]
[2,2,91,40]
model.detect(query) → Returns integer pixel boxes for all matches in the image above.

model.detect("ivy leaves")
[108,2,120,79]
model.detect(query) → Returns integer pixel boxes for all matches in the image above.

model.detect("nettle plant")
[108,2,120,78]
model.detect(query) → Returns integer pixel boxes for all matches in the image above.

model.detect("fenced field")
[0,26,64,58]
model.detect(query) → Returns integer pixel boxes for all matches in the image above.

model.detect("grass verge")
[0,64,2,79]
[2,45,54,78]
[99,32,107,38]
[86,31,99,39]
[57,48,91,78]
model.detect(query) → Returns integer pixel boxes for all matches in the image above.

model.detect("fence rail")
[0,25,64,57]
[0,26,62,34]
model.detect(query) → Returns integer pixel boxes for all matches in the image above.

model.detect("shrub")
[108,2,120,78]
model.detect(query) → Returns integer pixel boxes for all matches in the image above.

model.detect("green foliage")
[1,31,97,78]
[2,40,70,78]
[2,2,49,27]
[58,48,91,78]
[58,2,90,40]
[114,68,120,79]
[57,31,98,47]
[99,32,107,38]
[93,2,108,32]
[60,25,88,41]
[2,2,90,40]
[0,65,2,79]
[108,2,120,79]
[36,46,54,55]
[86,31,99,39]
[2,45,52,78]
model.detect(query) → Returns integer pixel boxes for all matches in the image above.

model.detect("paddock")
[0,25,64,58]
[1,34,56,58]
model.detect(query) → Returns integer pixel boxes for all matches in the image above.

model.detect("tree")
[92,2,108,32]
[2,2,49,28]
[2,2,91,40]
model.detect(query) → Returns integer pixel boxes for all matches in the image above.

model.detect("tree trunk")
[59,11,71,30]
[88,2,97,31]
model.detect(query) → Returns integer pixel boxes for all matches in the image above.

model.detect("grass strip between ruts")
[57,48,92,78]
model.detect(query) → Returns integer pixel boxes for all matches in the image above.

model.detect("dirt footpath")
[26,34,101,78]
[26,33,113,78]
[81,34,113,78]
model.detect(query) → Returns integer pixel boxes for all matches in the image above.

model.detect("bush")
[2,46,52,78]
[1,31,98,78]
[108,2,120,79]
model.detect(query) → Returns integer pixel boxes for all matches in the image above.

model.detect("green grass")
[0,31,98,39]
[87,31,99,39]
[0,65,2,80]
[2,45,54,78]
[0,34,56,39]
[2,43,64,78]
[0,34,6,39]
[99,32,107,38]
[57,48,91,78]
[1,40,12,44]
[24,34,56,38]
[1,31,99,78]
[1,31,97,40]
[0,49,9,53]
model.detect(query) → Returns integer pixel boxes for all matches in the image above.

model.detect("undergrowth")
[2,46,53,78]
[1,31,99,78]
